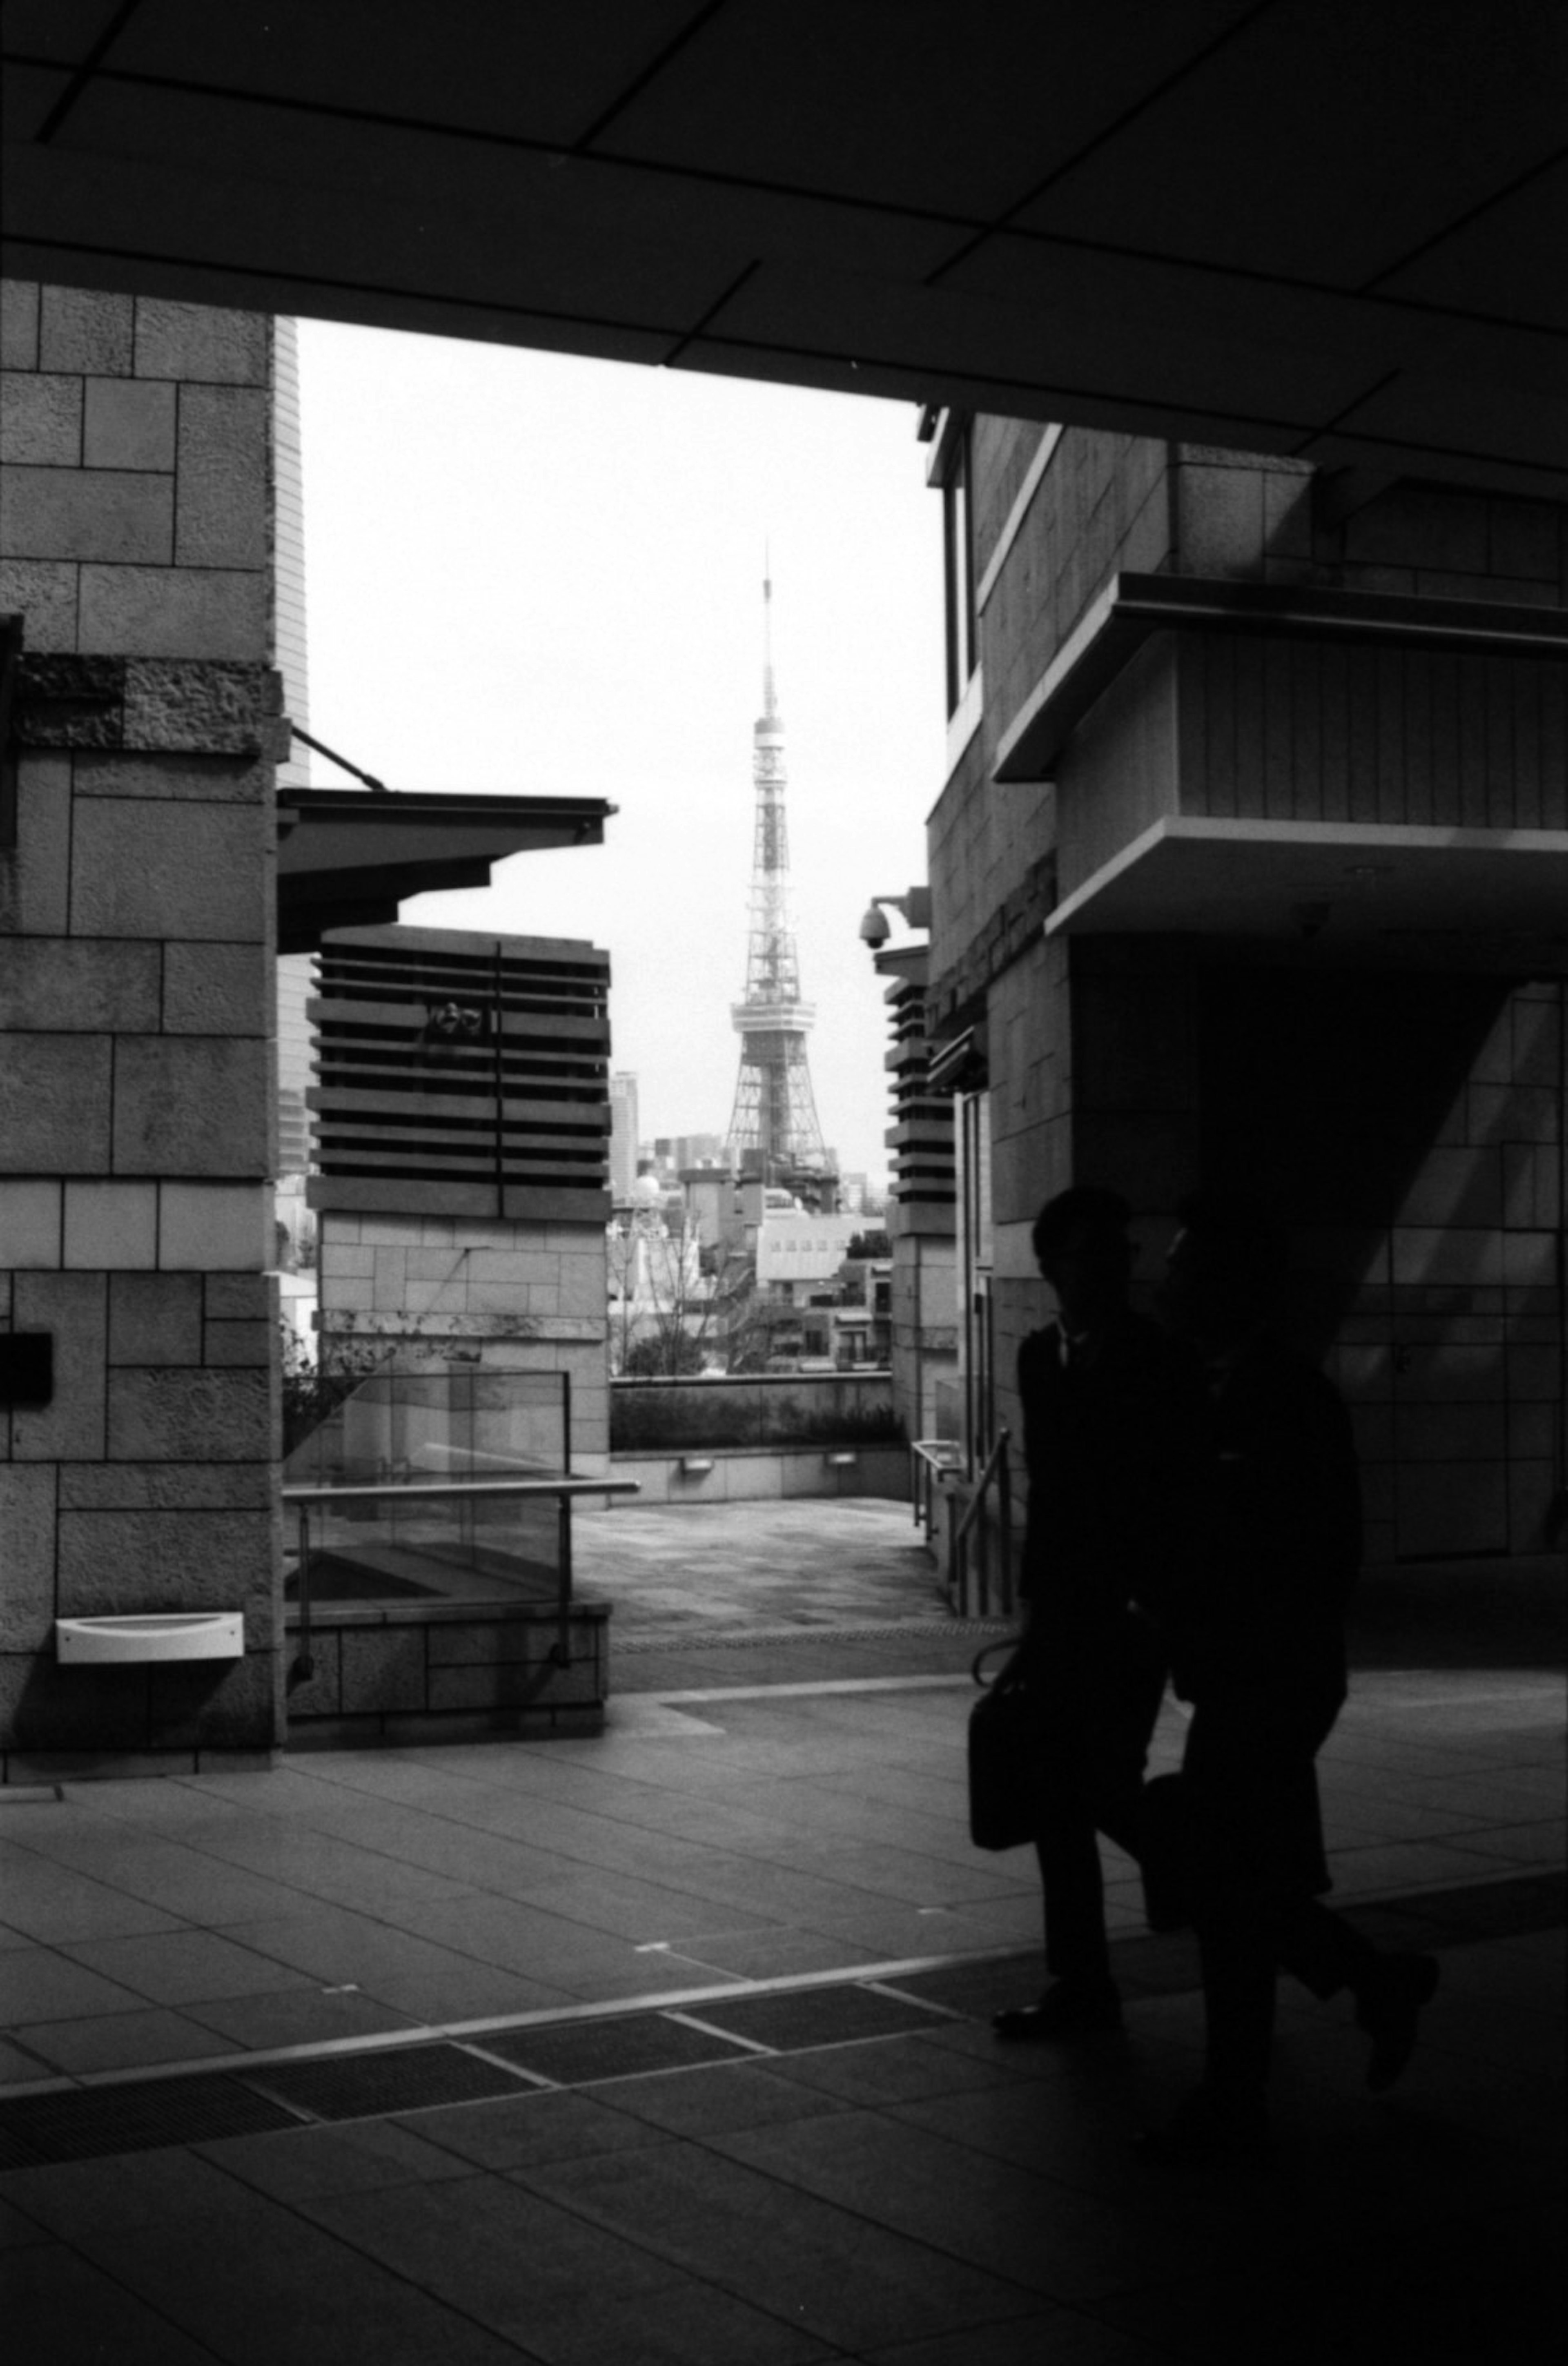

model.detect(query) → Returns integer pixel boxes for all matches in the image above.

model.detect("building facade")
[920,414,1568,1578]
[1,285,285,1765]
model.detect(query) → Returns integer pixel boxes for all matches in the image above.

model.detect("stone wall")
[926,413,1566,1580]
[0,283,283,1771]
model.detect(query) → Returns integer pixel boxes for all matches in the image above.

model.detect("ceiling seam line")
[569,0,728,152]
[922,0,1281,288]
[1356,141,1568,295]
[31,0,145,146]
[927,220,1568,351]
[1287,369,1404,456]
[0,51,976,236]
[662,260,762,369]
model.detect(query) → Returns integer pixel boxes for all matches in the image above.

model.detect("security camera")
[858,902,891,947]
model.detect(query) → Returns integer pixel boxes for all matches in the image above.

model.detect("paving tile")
[862,2315,1168,2365]
[301,2172,830,2364]
[0,1867,183,1944]
[55,1930,317,2007]
[212,1907,576,2020]
[398,2085,669,2170]
[75,2194,528,2366]
[0,2194,54,2246]
[659,1925,878,1981]
[0,1947,153,2025]
[1326,1840,1512,1895]
[179,1987,425,2052]
[766,2030,1036,2109]
[712,2105,1296,2302]
[0,2142,264,2239]
[17,2008,240,2076]
[196,2116,478,2199]
[591,2058,851,2138]
[515,2136,1037,2351]
[4,2242,230,2366]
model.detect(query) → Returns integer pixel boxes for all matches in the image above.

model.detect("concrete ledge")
[602,1447,910,1506]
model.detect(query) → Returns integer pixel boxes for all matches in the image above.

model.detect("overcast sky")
[295,319,947,1185]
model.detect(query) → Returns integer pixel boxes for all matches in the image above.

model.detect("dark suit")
[1016,1312,1201,1984]
[1167,1336,1378,2105]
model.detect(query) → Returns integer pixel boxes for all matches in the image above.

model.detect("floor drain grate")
[245,2044,535,2122]
[0,2076,303,2165]
[479,2014,755,2086]
[688,1984,950,2051]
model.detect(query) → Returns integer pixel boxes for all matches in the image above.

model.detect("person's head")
[1031,1185,1135,1330]
[1160,1191,1287,1349]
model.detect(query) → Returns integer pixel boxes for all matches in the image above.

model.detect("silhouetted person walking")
[993,1187,1201,2043]
[1142,1194,1439,2157]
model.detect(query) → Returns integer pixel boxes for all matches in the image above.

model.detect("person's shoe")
[1357,1952,1440,2092]
[992,1980,1122,2042]
[1134,2086,1270,2165]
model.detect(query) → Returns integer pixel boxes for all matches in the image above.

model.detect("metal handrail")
[283,1476,640,1683]
[909,1439,964,1539]
[949,1428,1012,1618]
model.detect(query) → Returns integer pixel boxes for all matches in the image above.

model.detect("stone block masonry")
[1,283,284,1774]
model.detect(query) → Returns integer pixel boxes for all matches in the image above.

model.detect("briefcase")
[967,1642,1040,1851]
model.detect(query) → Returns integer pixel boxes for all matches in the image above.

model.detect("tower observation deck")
[724,573,829,1178]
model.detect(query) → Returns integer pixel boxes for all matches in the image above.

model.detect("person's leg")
[1272,1895,1440,2090]
[1140,1702,1283,2150]
[994,1675,1121,2039]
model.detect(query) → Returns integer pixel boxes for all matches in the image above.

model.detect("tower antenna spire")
[761,545,777,722]
[724,567,829,1187]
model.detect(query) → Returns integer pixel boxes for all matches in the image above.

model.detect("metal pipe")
[552,1491,573,1667]
[953,1426,1010,1617]
[292,1501,315,1683]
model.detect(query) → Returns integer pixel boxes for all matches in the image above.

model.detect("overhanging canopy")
[1046,816,1568,947]
[276,786,613,954]
[3,2,1565,497]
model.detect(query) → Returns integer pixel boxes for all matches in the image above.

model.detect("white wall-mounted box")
[56,1612,245,1665]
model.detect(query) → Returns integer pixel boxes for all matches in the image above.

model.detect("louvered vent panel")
[308,925,611,1220]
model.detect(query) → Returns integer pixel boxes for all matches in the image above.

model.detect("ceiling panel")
[1017,0,1568,300]
[599,0,1253,224]
[0,1,123,65]
[1376,160,1568,337]
[2,2,1564,493]
[100,0,705,149]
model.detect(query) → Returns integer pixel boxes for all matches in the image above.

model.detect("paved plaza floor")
[2,1500,1563,2362]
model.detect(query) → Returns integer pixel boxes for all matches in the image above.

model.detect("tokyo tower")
[724,570,829,1176]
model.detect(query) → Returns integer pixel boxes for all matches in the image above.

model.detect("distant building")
[608,1073,639,1207]
[756,1211,862,1303]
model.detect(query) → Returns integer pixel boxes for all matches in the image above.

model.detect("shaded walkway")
[1,1499,1563,2361]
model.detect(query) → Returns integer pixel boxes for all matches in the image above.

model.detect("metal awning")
[276,787,614,954]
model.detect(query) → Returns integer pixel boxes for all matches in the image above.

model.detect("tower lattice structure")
[724,573,828,1176]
